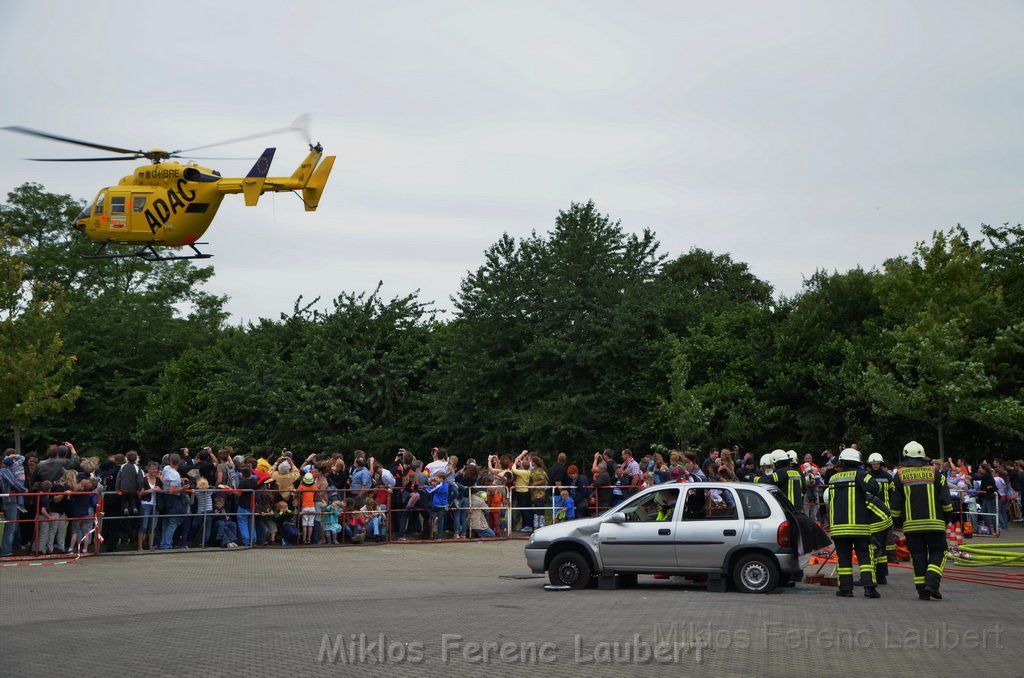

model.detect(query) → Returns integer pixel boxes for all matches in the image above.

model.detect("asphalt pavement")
[0,537,1021,677]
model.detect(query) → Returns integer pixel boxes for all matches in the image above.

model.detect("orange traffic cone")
[946,524,955,545]
[955,523,964,546]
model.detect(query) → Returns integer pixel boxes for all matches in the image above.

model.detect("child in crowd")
[555,488,575,522]
[342,499,366,543]
[274,500,299,546]
[425,473,449,540]
[38,483,68,554]
[360,497,383,542]
[193,478,215,547]
[322,500,342,544]
[67,477,99,553]
[297,473,318,545]
[211,495,239,548]
[487,485,506,537]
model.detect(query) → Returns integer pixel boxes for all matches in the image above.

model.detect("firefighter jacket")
[891,459,954,533]
[825,466,883,537]
[865,492,893,534]
[755,463,805,509]
[867,468,894,512]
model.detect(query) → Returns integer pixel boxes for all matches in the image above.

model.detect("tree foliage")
[0,227,81,451]
[863,227,1024,457]
[3,182,1022,461]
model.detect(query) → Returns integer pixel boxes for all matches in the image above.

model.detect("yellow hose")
[948,543,1024,567]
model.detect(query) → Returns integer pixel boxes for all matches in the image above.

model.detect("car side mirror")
[608,512,626,524]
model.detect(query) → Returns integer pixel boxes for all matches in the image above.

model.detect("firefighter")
[756,453,774,483]
[756,449,805,511]
[823,448,882,598]
[891,441,954,601]
[866,452,897,581]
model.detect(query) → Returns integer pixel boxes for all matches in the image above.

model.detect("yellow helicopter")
[3,118,336,260]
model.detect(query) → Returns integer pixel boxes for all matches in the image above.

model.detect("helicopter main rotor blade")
[176,114,312,154]
[25,156,143,162]
[4,126,144,156]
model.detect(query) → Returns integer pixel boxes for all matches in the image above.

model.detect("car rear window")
[737,489,772,519]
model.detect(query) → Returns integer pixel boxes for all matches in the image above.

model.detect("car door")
[674,485,743,571]
[597,487,680,572]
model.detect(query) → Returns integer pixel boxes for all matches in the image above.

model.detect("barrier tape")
[73,512,105,561]
[1,558,76,568]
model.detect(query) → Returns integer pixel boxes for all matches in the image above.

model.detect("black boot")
[864,587,880,599]
[835,589,853,597]
[876,575,887,585]
[918,587,933,601]
[928,588,943,600]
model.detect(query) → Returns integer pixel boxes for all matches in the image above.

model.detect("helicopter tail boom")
[216,146,336,208]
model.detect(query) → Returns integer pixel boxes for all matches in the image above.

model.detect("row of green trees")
[3,184,1022,461]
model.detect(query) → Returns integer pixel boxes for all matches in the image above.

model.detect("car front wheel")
[548,551,592,589]
[732,553,779,594]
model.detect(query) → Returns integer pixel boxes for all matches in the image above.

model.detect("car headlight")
[527,531,535,545]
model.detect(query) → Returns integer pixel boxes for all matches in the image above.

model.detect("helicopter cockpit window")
[93,192,105,215]
[110,196,126,214]
[132,197,146,213]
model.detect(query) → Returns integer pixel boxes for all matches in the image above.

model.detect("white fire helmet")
[839,448,862,464]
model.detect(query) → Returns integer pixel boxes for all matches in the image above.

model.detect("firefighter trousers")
[905,531,947,592]
[871,528,892,580]
[834,536,876,592]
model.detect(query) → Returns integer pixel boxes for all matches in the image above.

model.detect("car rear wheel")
[548,551,592,589]
[732,553,779,594]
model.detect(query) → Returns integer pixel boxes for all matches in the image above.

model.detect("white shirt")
[162,465,181,492]
[425,460,448,478]
[380,468,396,488]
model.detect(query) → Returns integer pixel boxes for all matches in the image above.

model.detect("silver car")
[525,482,821,593]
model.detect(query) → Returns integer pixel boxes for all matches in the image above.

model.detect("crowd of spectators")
[1,441,1020,558]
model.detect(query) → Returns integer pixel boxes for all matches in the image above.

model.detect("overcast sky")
[2,1,1022,323]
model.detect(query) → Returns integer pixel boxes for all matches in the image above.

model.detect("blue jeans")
[1,503,19,555]
[364,516,381,537]
[430,505,447,539]
[137,504,157,535]
[342,523,365,541]
[982,497,998,532]
[215,519,238,546]
[471,527,495,538]
[236,507,253,546]
[159,515,184,549]
[279,522,299,545]
[451,498,467,537]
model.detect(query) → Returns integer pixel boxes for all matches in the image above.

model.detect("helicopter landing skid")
[81,242,213,261]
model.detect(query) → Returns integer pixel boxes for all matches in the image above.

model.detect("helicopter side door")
[129,194,149,235]
[107,192,128,233]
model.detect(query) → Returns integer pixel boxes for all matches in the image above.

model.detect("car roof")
[637,481,776,495]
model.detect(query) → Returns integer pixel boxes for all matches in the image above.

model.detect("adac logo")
[144,178,197,233]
